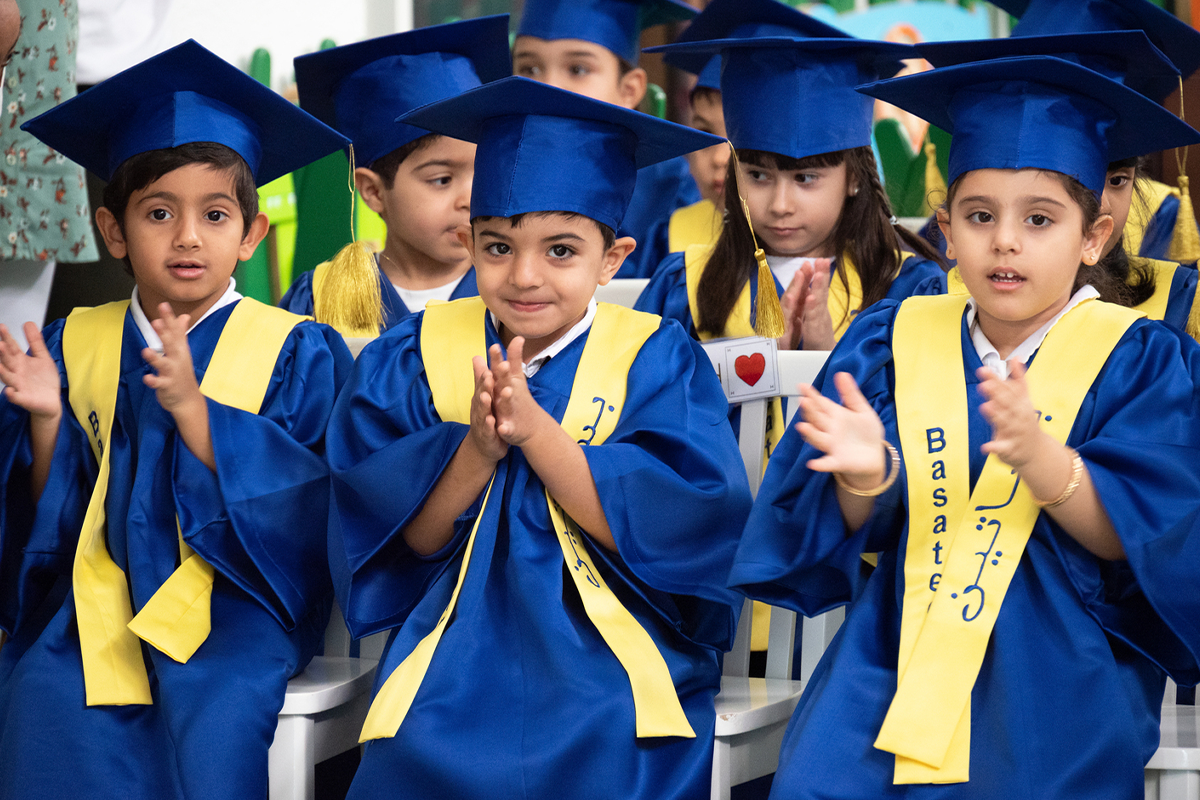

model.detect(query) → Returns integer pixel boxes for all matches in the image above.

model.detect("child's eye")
[548,244,574,259]
[150,209,171,221]
[205,210,228,223]
[795,173,818,185]
[429,176,452,188]
[966,211,993,224]
[568,64,591,77]
[1107,174,1130,188]
[1026,214,1051,227]
[747,169,768,183]
[515,63,541,77]
[484,242,511,256]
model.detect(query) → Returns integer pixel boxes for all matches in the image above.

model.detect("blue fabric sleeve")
[633,251,695,337]
[278,269,316,316]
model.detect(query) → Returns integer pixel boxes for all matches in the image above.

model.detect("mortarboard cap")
[21,39,349,184]
[517,0,696,64]
[992,0,1200,89]
[397,76,724,233]
[294,16,511,167]
[918,30,1179,102]
[858,55,1200,197]
[660,0,850,90]
[648,37,914,160]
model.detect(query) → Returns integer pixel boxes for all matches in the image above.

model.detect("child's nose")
[510,253,542,287]
[174,217,201,249]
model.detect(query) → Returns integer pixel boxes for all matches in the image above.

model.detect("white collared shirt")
[965,284,1099,379]
[130,279,242,354]
[489,298,598,378]
[766,254,834,291]
[392,275,467,312]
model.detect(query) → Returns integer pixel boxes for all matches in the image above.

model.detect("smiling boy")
[513,0,702,278]
[0,41,353,798]
[281,16,511,332]
[326,77,752,799]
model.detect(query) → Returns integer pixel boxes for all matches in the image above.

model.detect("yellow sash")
[1123,177,1180,260]
[668,199,723,253]
[877,294,1141,783]
[62,298,304,705]
[359,297,694,742]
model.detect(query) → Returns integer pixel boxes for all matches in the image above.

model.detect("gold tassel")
[1186,262,1200,343]
[728,144,785,339]
[311,144,384,339]
[1169,174,1200,264]
[923,138,946,217]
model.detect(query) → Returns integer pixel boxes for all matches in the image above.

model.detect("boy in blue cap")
[281,16,511,334]
[326,76,752,799]
[0,40,353,799]
[992,0,1200,263]
[513,0,703,278]
[646,0,853,267]
[732,49,1200,799]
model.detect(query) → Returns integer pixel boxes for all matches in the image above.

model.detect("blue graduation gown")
[0,302,353,800]
[617,156,702,279]
[279,264,480,331]
[635,249,947,341]
[327,311,752,800]
[728,301,1200,800]
[1151,260,1197,333]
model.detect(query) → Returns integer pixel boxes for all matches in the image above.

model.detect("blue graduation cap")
[992,0,1200,91]
[858,55,1200,197]
[294,16,511,167]
[21,39,349,184]
[647,37,915,160]
[517,0,696,64]
[918,30,1180,107]
[396,76,724,233]
[660,0,850,91]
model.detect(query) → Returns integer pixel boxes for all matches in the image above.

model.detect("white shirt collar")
[131,279,243,353]
[766,254,834,291]
[965,284,1099,379]
[489,298,598,378]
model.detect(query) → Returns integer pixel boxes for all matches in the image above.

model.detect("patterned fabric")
[0,0,96,264]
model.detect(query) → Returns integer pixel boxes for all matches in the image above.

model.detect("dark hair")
[472,211,617,250]
[944,168,1143,307]
[1095,156,1157,307]
[689,85,721,108]
[367,133,442,189]
[103,141,259,273]
[695,146,944,336]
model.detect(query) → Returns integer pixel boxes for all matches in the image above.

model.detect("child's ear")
[355,167,387,215]
[455,225,475,259]
[1082,212,1114,267]
[617,66,648,110]
[600,236,637,285]
[935,207,955,260]
[94,207,128,260]
[237,212,271,261]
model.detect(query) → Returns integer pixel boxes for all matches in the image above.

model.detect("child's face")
[687,90,729,203]
[464,213,634,359]
[940,168,1110,337]
[512,36,646,109]
[359,136,475,277]
[1099,166,1136,258]
[97,163,267,321]
[738,159,854,259]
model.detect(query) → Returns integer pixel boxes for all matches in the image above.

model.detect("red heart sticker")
[734,352,765,387]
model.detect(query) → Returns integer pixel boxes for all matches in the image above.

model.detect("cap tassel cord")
[1165,78,1200,340]
[313,143,385,339]
[729,144,785,339]
[923,138,947,216]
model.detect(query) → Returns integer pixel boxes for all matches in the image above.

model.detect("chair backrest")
[594,279,649,309]
[701,346,832,679]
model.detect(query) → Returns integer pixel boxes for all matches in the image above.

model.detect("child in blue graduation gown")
[280,17,512,334]
[0,41,353,799]
[512,0,702,279]
[730,53,1200,799]
[637,36,945,352]
[327,77,751,800]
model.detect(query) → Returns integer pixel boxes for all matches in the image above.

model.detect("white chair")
[594,278,649,309]
[1146,679,1200,800]
[707,347,837,800]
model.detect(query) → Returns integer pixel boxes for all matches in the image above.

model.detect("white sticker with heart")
[699,336,780,402]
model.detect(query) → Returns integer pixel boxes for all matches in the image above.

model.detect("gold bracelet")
[1034,448,1084,508]
[834,442,901,497]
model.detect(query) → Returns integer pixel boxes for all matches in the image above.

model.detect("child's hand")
[796,371,887,490]
[468,349,508,462]
[142,303,204,418]
[799,266,835,351]
[0,322,62,420]
[778,262,814,351]
[492,337,553,447]
[977,361,1047,469]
